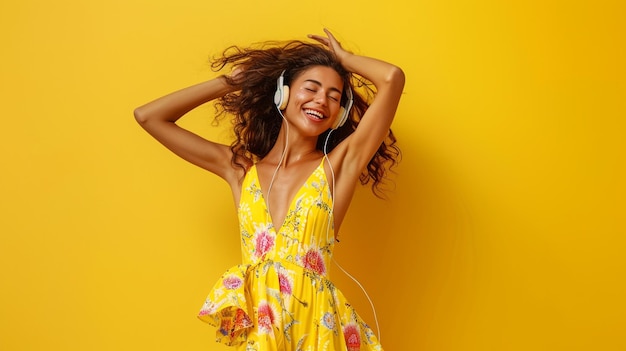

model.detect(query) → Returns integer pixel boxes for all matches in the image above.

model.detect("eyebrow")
[304,79,343,95]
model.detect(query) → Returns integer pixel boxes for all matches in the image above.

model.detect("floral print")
[278,271,292,295]
[257,301,278,334]
[303,248,326,275]
[198,158,383,350]
[344,324,361,351]
[223,275,243,290]
[253,224,275,258]
[322,312,336,330]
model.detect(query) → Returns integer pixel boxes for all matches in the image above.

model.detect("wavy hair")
[211,40,400,197]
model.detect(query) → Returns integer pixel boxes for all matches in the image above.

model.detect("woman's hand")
[229,66,244,82]
[308,28,351,63]
[223,66,245,88]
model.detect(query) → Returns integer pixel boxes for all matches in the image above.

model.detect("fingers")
[323,28,338,44]
[307,34,329,46]
[308,28,338,47]
[308,28,350,62]
[230,67,243,78]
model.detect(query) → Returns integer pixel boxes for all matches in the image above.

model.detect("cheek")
[291,90,309,104]
[327,103,341,119]
[285,91,311,114]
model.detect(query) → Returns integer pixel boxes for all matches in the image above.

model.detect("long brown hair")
[211,40,400,197]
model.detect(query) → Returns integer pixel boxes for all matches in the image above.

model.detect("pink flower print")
[344,323,361,351]
[257,301,276,334]
[303,249,326,275]
[222,275,243,290]
[278,272,292,295]
[254,228,275,258]
[199,300,221,316]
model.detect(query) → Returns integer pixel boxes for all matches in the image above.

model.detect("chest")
[254,159,324,230]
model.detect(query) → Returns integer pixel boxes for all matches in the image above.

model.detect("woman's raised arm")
[134,76,240,183]
[309,29,405,175]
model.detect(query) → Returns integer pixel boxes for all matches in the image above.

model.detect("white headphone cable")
[323,130,381,343]
[266,111,289,221]
[332,256,381,342]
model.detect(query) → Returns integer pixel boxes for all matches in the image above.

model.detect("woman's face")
[283,65,344,135]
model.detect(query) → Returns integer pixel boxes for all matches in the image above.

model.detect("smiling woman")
[134,28,404,350]
[283,66,348,132]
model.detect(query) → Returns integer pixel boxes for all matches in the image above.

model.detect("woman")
[135,29,404,350]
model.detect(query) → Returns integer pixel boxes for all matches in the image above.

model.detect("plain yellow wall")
[1,0,624,350]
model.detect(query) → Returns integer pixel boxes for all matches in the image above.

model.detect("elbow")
[133,106,149,126]
[386,65,405,88]
[376,65,405,93]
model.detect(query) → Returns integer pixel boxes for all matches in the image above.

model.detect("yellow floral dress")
[198,158,383,351]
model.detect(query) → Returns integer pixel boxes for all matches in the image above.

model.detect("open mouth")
[304,109,326,120]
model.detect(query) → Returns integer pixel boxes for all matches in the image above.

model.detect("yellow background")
[1,0,624,350]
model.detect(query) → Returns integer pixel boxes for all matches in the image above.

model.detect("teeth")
[304,109,325,119]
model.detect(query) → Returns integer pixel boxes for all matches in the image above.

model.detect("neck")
[265,124,321,167]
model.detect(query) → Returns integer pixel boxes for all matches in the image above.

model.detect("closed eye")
[302,82,341,102]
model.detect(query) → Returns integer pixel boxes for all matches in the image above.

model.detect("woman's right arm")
[134,76,240,183]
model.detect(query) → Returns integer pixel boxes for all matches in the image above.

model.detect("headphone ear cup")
[274,85,282,107]
[274,71,289,110]
[278,85,289,110]
[332,86,354,129]
[274,85,288,110]
[333,107,347,129]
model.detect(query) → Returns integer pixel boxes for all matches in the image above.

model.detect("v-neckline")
[254,158,325,234]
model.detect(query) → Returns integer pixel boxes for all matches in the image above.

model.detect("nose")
[314,91,328,106]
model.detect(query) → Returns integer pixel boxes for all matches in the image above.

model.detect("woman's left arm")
[309,29,405,173]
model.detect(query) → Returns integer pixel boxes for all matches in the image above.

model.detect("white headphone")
[274,70,353,129]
